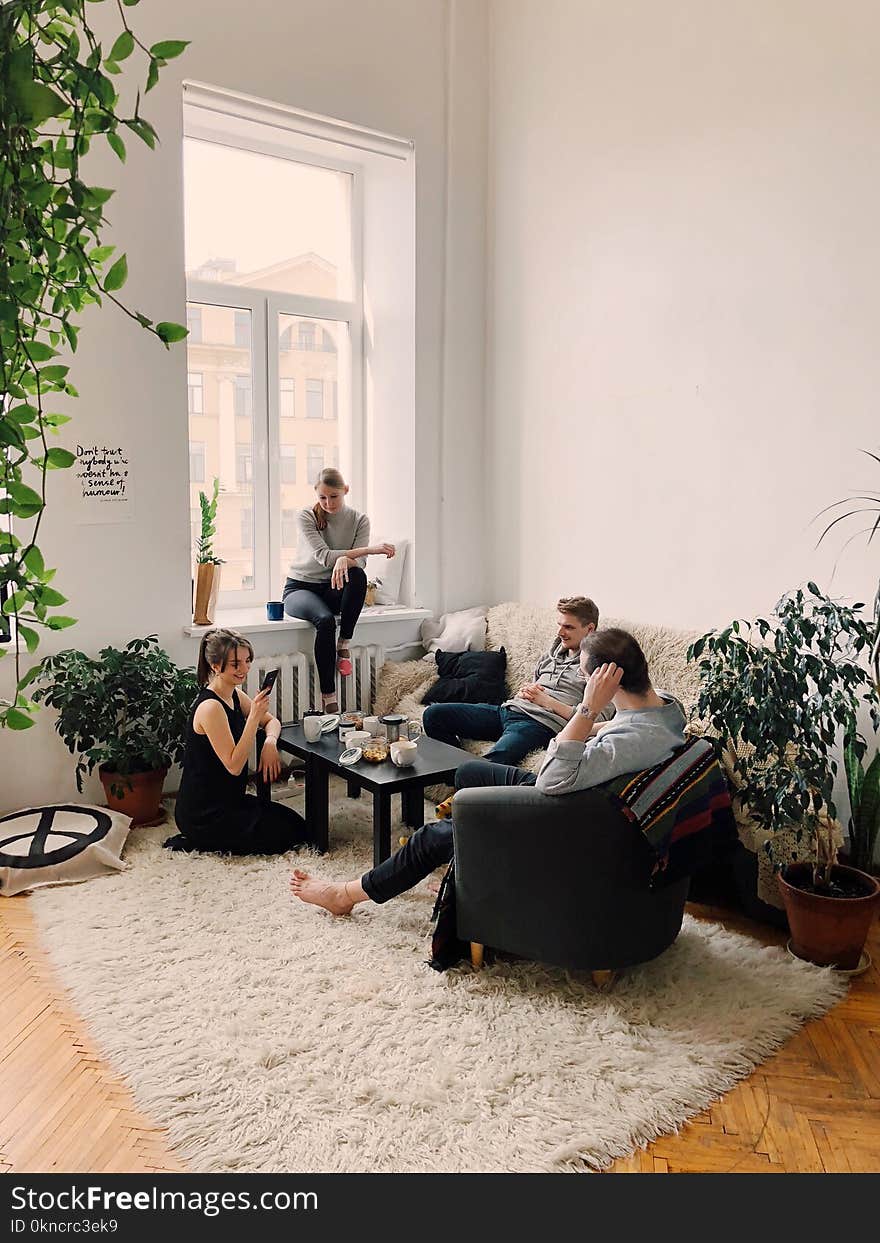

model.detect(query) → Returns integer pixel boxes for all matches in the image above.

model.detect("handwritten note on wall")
[75,444,133,523]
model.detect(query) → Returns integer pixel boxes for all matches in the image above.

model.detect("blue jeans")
[360,759,536,903]
[422,702,554,767]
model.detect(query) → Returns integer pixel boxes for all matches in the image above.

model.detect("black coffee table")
[275,725,473,866]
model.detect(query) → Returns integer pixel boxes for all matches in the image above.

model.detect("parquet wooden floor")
[0,896,183,1174]
[610,903,880,1173]
[1,892,878,1173]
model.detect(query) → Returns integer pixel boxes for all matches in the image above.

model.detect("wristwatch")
[578,705,598,720]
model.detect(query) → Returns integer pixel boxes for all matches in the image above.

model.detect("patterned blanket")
[601,737,734,887]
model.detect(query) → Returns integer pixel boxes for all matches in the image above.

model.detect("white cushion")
[421,605,488,657]
[0,804,131,897]
[367,539,408,605]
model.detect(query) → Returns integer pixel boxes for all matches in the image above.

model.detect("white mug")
[303,714,322,742]
[362,716,381,736]
[390,739,418,767]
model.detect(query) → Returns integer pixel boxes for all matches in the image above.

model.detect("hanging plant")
[0,0,189,730]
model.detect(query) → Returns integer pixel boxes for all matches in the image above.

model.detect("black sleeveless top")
[175,688,260,839]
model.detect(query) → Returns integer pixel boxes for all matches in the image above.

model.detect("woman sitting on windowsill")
[282,467,395,713]
[164,628,309,855]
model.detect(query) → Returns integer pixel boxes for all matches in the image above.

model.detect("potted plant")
[688,584,880,969]
[194,477,224,625]
[32,635,198,826]
[365,577,382,607]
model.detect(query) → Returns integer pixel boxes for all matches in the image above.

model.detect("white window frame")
[184,116,364,608]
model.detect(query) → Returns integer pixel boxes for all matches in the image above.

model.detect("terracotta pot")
[99,766,168,827]
[365,586,376,607]
[777,862,880,969]
[193,562,221,626]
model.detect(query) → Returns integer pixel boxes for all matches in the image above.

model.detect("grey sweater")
[287,506,370,584]
[502,637,612,735]
[535,693,686,795]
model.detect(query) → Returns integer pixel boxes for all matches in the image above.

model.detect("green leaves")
[155,321,188,344]
[688,585,880,869]
[104,253,128,291]
[107,131,126,162]
[149,40,190,59]
[109,31,135,62]
[0,6,188,731]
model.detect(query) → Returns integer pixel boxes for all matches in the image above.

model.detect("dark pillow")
[422,648,507,706]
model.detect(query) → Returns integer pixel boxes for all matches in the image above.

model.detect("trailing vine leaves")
[0,1,189,730]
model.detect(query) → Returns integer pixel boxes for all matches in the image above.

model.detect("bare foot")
[290,868,356,916]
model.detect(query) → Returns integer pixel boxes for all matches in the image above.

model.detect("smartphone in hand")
[259,668,280,695]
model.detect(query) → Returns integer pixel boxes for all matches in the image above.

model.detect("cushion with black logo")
[422,648,507,706]
[0,804,131,897]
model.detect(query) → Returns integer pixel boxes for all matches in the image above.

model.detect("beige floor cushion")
[0,804,131,896]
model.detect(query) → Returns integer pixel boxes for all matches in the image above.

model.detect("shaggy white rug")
[29,781,847,1173]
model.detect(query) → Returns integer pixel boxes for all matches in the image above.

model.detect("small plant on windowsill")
[365,578,382,607]
[194,478,224,625]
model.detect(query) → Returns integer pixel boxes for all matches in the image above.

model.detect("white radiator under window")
[245,642,385,725]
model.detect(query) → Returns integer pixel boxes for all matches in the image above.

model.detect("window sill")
[183,604,430,639]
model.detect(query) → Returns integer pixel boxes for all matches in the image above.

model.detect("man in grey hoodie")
[422,596,606,769]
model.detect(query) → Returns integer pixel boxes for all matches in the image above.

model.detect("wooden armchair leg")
[591,969,617,991]
[470,943,484,970]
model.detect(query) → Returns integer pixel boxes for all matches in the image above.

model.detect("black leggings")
[360,759,537,903]
[282,566,367,694]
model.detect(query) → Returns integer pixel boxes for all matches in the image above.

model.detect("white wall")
[487,0,880,631]
[0,0,490,813]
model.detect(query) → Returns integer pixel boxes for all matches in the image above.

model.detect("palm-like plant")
[815,448,880,687]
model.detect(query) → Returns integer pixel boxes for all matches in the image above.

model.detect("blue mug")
[266,601,284,621]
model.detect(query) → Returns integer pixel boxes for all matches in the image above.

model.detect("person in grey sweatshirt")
[283,467,395,711]
[423,596,610,769]
[534,627,686,795]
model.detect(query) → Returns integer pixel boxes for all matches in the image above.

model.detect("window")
[189,440,205,482]
[281,508,298,547]
[307,445,324,484]
[236,444,252,485]
[280,445,297,484]
[187,372,203,414]
[306,379,323,420]
[182,87,384,604]
[187,306,202,343]
[234,310,250,348]
[279,377,295,419]
[241,507,253,549]
[233,375,253,419]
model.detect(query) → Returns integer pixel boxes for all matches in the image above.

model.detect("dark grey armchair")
[452,784,690,981]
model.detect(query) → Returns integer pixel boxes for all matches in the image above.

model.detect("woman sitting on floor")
[283,467,396,713]
[165,628,309,855]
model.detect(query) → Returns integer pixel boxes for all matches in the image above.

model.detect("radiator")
[246,642,385,725]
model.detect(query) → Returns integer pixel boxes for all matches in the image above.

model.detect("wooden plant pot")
[194,562,221,626]
[777,862,880,970]
[99,766,168,827]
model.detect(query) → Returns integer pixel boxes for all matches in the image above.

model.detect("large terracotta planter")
[777,863,880,969]
[193,562,221,626]
[99,766,168,827]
